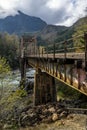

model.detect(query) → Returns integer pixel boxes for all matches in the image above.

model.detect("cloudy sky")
[0,0,87,26]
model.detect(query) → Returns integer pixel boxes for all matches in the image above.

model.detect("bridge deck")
[27,50,87,97]
[26,52,85,60]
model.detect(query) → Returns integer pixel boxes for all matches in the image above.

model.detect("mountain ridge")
[0,11,86,45]
[0,11,47,34]
[38,16,87,44]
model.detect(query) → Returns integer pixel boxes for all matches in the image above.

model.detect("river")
[0,68,35,96]
[0,66,87,95]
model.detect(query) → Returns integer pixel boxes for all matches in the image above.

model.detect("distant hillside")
[55,16,87,43]
[38,25,67,43]
[73,16,87,28]
[36,24,72,45]
[37,16,87,45]
[0,11,47,34]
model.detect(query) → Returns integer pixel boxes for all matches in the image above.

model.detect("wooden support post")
[64,63,67,82]
[50,63,52,74]
[42,48,43,57]
[47,60,49,71]
[70,65,73,85]
[20,57,26,87]
[64,41,67,59]
[59,65,62,79]
[46,60,48,71]
[51,77,57,102]
[42,60,43,69]
[84,32,87,79]
[56,62,58,77]
[43,60,45,70]
[19,36,26,87]
[38,46,40,58]
[48,59,50,72]
[77,60,82,89]
[77,69,81,89]
[47,46,48,58]
[53,43,55,59]
[64,41,67,81]
[53,62,55,75]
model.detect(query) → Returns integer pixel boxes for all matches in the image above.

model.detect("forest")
[0,33,19,69]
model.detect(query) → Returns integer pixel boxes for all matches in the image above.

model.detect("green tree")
[0,57,10,99]
[73,19,87,52]
[0,32,19,69]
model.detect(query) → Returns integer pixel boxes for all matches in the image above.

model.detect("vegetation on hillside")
[37,36,47,46]
[0,57,11,99]
[0,32,19,69]
[41,17,87,53]
[72,17,87,52]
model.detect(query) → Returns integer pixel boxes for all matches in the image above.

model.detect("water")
[0,68,35,91]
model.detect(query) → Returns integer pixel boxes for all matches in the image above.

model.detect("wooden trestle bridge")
[19,32,87,105]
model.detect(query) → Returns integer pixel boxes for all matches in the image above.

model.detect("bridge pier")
[20,57,26,87]
[34,69,57,105]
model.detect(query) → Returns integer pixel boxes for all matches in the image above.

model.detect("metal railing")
[20,32,87,60]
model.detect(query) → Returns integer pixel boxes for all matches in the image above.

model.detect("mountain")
[38,25,68,43]
[0,10,86,44]
[0,11,47,34]
[36,24,71,45]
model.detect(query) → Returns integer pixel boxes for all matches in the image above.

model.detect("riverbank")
[0,69,87,130]
[0,84,87,130]
[19,114,87,130]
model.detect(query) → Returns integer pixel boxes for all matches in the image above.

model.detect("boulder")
[48,107,55,113]
[52,113,59,121]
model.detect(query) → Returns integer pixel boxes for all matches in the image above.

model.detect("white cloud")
[0,0,87,26]
[57,0,87,26]
[46,0,71,10]
[0,0,20,11]
[0,0,20,17]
